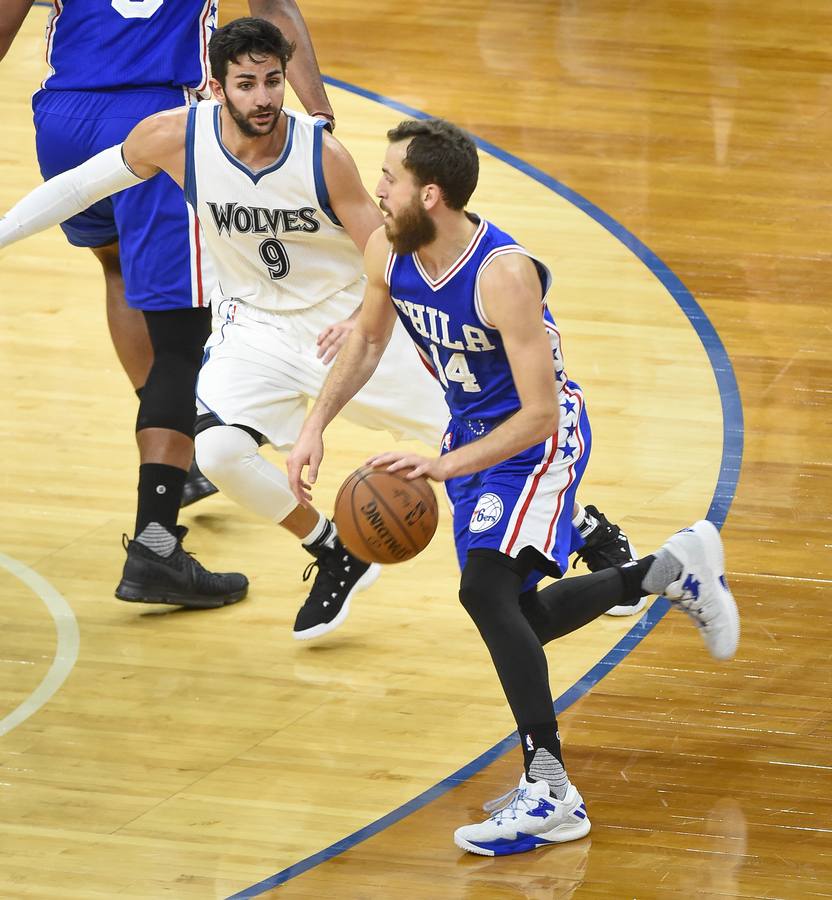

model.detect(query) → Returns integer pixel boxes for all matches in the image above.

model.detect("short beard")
[384,198,436,255]
[225,95,279,139]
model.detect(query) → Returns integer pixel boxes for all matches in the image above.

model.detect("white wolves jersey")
[42,0,216,93]
[184,101,365,312]
[386,217,570,422]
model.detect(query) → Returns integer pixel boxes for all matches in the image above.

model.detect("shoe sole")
[603,537,644,617]
[605,596,648,617]
[115,582,247,609]
[454,816,591,856]
[665,520,740,660]
[293,563,382,641]
[180,483,220,508]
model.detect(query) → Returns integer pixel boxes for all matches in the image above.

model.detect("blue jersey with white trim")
[42,0,216,93]
[386,217,567,423]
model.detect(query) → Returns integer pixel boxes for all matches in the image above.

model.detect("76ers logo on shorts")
[469,492,504,533]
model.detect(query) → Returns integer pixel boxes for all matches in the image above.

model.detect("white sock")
[573,502,598,539]
[301,512,337,548]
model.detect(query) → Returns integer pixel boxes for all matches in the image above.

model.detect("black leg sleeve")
[459,550,557,729]
[520,556,654,645]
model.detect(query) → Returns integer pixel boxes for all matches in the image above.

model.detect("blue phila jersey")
[386,217,567,424]
[42,0,218,93]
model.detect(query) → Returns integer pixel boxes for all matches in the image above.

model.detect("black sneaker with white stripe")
[293,534,381,640]
[572,505,646,616]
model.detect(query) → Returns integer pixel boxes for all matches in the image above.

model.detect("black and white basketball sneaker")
[293,536,381,640]
[115,526,248,609]
[572,505,647,616]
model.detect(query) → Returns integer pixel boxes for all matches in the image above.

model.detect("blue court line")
[226,81,744,898]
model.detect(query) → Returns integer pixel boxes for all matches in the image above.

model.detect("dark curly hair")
[387,118,479,210]
[209,17,295,86]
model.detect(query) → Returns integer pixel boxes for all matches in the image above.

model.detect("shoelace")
[481,787,538,824]
[674,594,708,627]
[571,519,624,569]
[302,557,345,607]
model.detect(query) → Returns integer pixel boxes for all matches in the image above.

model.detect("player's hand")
[287,428,325,505]
[367,451,450,482]
[316,318,356,364]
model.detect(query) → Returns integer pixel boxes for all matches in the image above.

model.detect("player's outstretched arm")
[0,145,145,250]
[0,0,33,63]
[249,0,334,126]
[0,109,186,250]
[287,227,397,504]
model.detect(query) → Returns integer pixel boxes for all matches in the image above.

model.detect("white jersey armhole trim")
[474,247,553,329]
[384,248,396,287]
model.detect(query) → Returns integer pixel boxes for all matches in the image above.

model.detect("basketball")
[333,464,439,564]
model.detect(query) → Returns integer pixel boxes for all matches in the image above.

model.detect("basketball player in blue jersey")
[0,1,336,608]
[287,118,741,855]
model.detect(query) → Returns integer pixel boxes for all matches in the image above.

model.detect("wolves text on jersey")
[207,202,320,237]
[391,295,497,353]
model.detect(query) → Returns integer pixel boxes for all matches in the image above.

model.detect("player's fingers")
[308,457,319,485]
[405,464,429,479]
[386,456,418,473]
[367,452,396,467]
[319,343,338,364]
[316,325,334,345]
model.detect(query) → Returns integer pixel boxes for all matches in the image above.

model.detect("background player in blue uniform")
[0,1,336,607]
[287,118,740,855]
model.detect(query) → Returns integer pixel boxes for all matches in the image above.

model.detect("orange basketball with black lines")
[333,465,439,564]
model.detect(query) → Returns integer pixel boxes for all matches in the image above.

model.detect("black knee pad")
[136,351,201,435]
[136,308,211,436]
[459,550,523,618]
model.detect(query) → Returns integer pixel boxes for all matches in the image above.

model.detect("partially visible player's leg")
[570,501,647,616]
[106,103,244,607]
[194,308,379,637]
[453,547,590,856]
[115,306,247,607]
[90,242,152,390]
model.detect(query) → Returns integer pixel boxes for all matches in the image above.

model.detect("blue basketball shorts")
[444,383,592,591]
[32,87,211,311]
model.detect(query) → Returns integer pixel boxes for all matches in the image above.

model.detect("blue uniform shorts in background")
[32,87,208,311]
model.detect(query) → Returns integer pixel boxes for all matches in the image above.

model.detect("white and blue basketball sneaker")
[661,520,740,660]
[454,774,590,856]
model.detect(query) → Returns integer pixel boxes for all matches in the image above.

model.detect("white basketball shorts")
[195,283,447,450]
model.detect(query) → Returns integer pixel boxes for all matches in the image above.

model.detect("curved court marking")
[0,551,80,737]
[227,82,744,899]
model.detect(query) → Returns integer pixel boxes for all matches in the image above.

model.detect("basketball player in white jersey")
[0,18,643,637]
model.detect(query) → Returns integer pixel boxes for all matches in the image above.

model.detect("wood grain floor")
[1,1,830,897]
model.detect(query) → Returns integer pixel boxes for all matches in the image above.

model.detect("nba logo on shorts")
[469,492,504,533]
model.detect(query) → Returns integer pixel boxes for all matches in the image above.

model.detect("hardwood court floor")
[1,1,830,897]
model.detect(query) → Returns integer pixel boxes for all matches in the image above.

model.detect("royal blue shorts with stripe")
[32,87,206,311]
[444,382,592,591]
